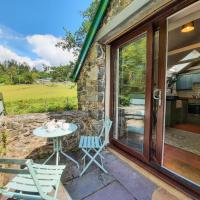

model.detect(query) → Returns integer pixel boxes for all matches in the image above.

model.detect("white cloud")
[0,45,49,68]
[26,34,74,66]
[0,24,74,68]
[0,25,22,40]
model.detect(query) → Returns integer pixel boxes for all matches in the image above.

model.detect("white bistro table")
[33,123,79,167]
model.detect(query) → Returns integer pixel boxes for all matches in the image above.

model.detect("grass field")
[0,83,77,115]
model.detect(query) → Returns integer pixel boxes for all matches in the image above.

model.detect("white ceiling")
[167,2,200,72]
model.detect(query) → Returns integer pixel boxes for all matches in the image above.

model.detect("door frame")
[154,20,167,164]
[110,24,153,162]
[109,0,200,197]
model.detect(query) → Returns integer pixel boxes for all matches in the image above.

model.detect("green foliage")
[119,95,130,106]
[0,60,34,84]
[50,63,74,82]
[0,60,74,85]
[56,0,100,55]
[0,130,8,156]
[119,34,147,105]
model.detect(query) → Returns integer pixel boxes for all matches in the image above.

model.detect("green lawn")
[0,83,77,115]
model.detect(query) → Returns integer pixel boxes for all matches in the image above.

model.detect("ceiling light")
[181,22,194,33]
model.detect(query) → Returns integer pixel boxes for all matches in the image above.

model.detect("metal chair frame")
[0,158,65,200]
[79,117,112,176]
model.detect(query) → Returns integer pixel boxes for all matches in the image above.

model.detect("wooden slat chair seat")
[0,159,65,200]
[79,117,112,176]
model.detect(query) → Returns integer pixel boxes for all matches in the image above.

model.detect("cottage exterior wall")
[77,0,134,122]
[77,0,171,125]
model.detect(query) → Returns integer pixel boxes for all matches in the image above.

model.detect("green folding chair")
[0,158,65,200]
[79,117,112,176]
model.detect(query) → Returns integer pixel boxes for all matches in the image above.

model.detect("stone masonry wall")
[77,0,172,127]
[102,0,134,25]
[77,43,105,120]
[0,111,102,186]
[77,0,134,123]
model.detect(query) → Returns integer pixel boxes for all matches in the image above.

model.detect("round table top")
[33,123,78,138]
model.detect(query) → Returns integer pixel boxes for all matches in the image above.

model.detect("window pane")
[115,33,147,153]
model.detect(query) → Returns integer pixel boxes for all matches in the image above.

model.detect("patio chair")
[0,93,5,116]
[0,158,65,200]
[79,117,112,176]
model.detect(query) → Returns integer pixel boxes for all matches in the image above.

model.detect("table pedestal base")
[43,137,79,168]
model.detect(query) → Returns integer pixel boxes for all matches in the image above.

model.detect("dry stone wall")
[0,111,101,159]
[0,111,102,187]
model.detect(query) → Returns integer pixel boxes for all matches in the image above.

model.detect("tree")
[0,59,74,85]
[0,60,35,84]
[56,0,100,57]
[119,35,147,106]
[50,63,74,82]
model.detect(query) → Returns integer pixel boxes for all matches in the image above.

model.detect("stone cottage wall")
[77,0,173,126]
[77,0,134,124]
[77,43,105,121]
[102,0,134,25]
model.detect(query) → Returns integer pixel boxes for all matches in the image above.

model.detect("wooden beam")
[186,65,200,71]
[178,57,200,64]
[168,43,200,56]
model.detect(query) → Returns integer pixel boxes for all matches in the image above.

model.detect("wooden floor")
[175,124,200,134]
[163,144,200,185]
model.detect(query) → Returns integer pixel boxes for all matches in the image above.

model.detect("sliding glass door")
[111,26,153,160]
[116,33,147,153]
[110,1,200,196]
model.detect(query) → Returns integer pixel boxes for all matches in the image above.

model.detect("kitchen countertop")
[166,96,200,101]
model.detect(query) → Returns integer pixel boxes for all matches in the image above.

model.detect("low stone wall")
[0,111,102,187]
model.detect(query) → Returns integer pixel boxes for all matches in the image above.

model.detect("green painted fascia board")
[71,0,110,81]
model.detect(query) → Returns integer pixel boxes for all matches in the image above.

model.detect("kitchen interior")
[163,1,200,186]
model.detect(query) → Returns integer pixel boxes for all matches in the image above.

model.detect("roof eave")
[71,0,110,82]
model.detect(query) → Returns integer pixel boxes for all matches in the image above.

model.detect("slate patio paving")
[1,149,185,200]
[58,150,159,200]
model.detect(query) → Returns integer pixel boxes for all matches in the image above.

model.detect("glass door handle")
[153,89,162,106]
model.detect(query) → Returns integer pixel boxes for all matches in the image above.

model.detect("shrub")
[0,130,8,156]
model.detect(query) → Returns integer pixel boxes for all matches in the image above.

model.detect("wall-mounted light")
[181,21,194,33]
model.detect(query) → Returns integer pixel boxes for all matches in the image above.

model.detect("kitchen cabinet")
[176,74,192,90]
[193,73,200,83]
[165,98,188,126]
[176,73,200,90]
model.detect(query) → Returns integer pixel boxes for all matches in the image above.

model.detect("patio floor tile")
[99,171,115,186]
[104,155,158,200]
[62,150,159,200]
[64,169,114,200]
[102,151,118,163]
[83,181,136,200]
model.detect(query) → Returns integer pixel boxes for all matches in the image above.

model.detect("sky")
[0,0,92,69]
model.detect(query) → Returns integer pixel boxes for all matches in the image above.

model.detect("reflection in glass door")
[115,33,147,153]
